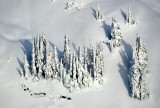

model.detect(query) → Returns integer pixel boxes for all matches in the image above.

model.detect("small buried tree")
[95,4,106,21]
[125,5,137,25]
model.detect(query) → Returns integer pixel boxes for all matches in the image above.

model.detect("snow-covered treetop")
[97,4,100,11]
[131,34,148,67]
[111,18,120,29]
[95,4,105,21]
[128,5,132,17]
[64,34,70,53]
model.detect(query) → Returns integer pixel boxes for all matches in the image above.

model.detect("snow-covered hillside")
[0,0,160,108]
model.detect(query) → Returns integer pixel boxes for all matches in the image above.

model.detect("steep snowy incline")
[0,36,23,81]
[0,0,160,108]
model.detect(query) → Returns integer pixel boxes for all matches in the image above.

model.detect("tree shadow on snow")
[72,43,79,55]
[49,42,64,61]
[91,7,97,20]
[101,21,112,52]
[102,21,111,40]
[103,41,112,52]
[120,9,127,22]
[18,39,32,75]
[20,39,32,65]
[118,40,132,96]
[17,57,24,76]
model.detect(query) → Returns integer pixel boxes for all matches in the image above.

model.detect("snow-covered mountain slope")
[0,0,160,108]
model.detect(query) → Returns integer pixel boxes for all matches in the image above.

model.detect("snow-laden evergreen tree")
[43,41,53,79]
[95,4,106,21]
[63,34,71,71]
[88,38,94,68]
[59,59,64,82]
[93,49,97,78]
[71,53,79,89]
[63,72,73,92]
[109,18,123,51]
[129,34,150,100]
[80,46,93,88]
[125,5,137,25]
[79,46,90,87]
[83,46,88,69]
[78,46,85,69]
[35,35,48,78]
[43,50,53,79]
[31,38,36,76]
[52,46,60,79]
[24,54,30,79]
[76,52,83,88]
[72,52,77,80]
[68,53,73,76]
[82,62,92,87]
[32,36,41,81]
[94,42,104,84]
[63,53,72,91]
[30,34,49,79]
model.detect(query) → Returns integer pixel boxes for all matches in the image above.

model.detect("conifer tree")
[31,37,36,76]
[129,34,150,100]
[72,52,77,80]
[24,54,30,79]
[53,46,60,79]
[96,42,104,84]
[63,34,71,71]
[44,50,53,79]
[110,18,123,51]
[95,4,106,21]
[59,59,64,82]
[125,5,137,25]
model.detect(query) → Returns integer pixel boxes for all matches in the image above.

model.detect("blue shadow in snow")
[118,40,132,96]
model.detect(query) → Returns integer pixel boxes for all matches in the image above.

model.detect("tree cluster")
[23,34,104,92]
[21,4,151,100]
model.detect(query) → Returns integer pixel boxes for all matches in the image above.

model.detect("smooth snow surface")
[0,0,160,108]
